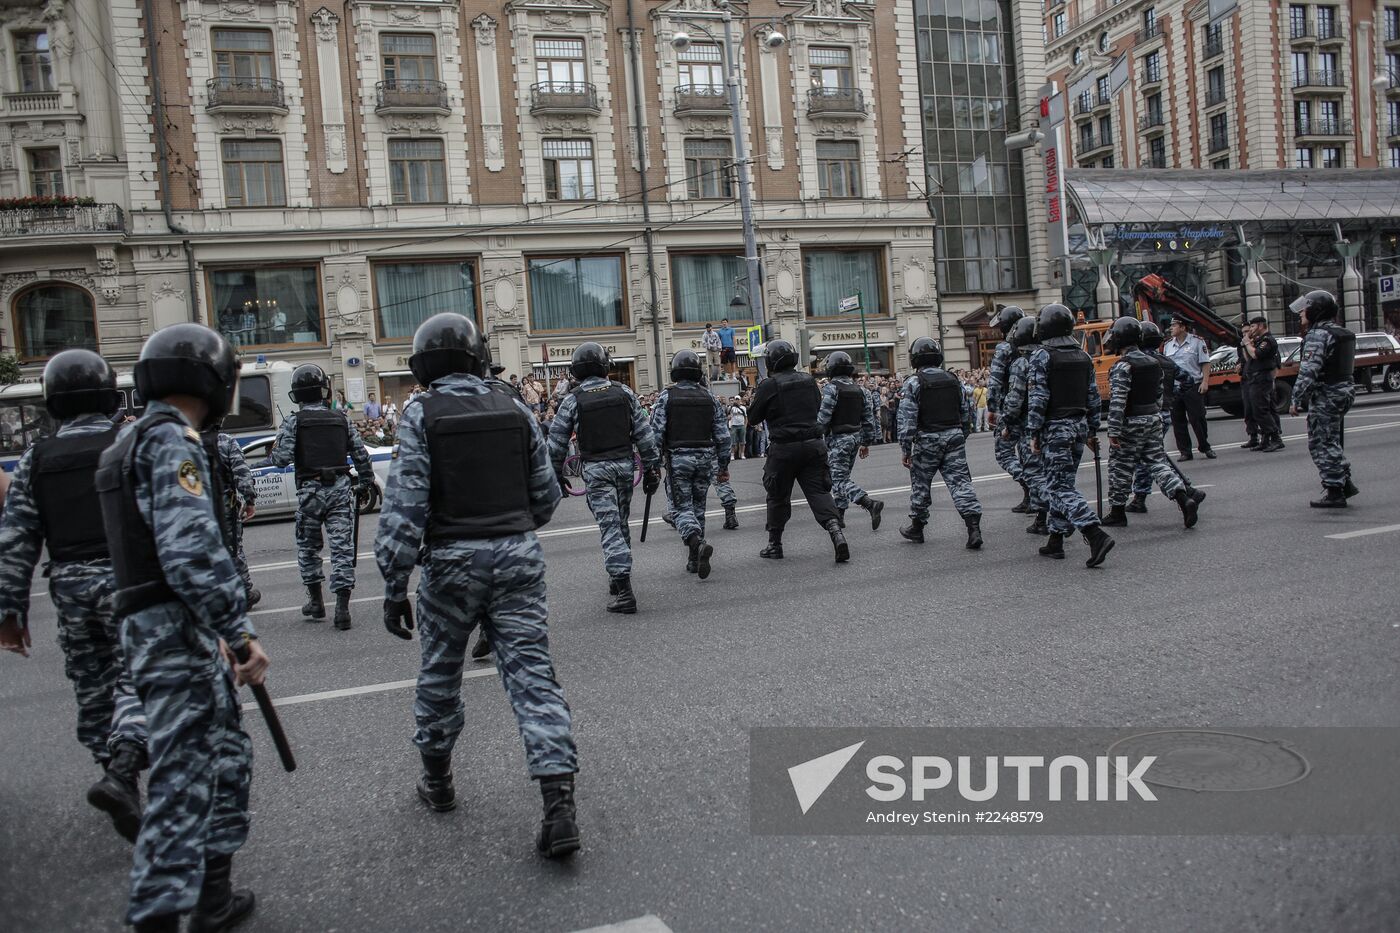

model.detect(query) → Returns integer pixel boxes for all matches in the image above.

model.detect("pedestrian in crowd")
[1002,316,1049,535]
[96,323,268,933]
[1162,317,1215,460]
[384,395,398,428]
[522,374,543,412]
[207,429,260,608]
[897,338,982,550]
[718,318,737,376]
[987,305,1031,511]
[1240,311,1284,452]
[972,378,988,432]
[881,392,896,444]
[702,323,723,382]
[376,312,580,859]
[553,372,571,401]
[1289,290,1358,508]
[0,349,147,844]
[258,364,373,630]
[548,343,661,613]
[334,388,352,412]
[1098,317,1200,530]
[1129,320,1205,515]
[817,351,885,531]
[728,397,747,459]
[747,340,848,562]
[364,392,382,421]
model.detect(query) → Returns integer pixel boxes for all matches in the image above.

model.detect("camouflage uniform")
[107,401,254,925]
[375,374,576,775]
[548,377,660,578]
[1291,326,1356,490]
[897,368,982,522]
[1026,347,1103,535]
[816,377,880,511]
[1002,352,1047,512]
[261,402,371,593]
[1133,351,1185,499]
[1106,352,1184,507]
[0,413,146,763]
[650,380,731,543]
[216,433,256,598]
[987,340,1024,483]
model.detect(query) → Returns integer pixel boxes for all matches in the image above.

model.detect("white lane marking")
[568,917,675,933]
[248,594,380,618]
[1325,524,1400,541]
[241,666,497,712]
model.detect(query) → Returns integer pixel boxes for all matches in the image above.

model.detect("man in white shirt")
[728,400,747,460]
[702,324,723,382]
[1162,318,1215,460]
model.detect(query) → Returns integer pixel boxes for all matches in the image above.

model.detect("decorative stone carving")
[0,143,12,171]
[765,127,783,164]
[64,136,80,166]
[324,123,346,163]
[49,268,95,290]
[389,10,422,24]
[482,125,504,162]
[901,259,930,305]
[0,272,37,302]
[96,246,121,304]
[218,114,280,138]
[472,13,497,46]
[311,6,339,42]
[218,1,256,20]
[493,278,519,318]
[152,279,184,302]
[385,116,442,136]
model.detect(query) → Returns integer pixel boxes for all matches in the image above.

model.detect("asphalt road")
[3,396,1399,933]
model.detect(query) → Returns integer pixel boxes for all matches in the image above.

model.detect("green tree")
[0,353,19,385]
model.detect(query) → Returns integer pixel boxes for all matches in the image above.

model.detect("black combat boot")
[863,496,885,531]
[685,552,698,574]
[1259,435,1285,452]
[607,575,637,613]
[1343,477,1359,499]
[1026,509,1049,535]
[1011,482,1031,513]
[836,507,847,529]
[1038,531,1065,559]
[332,590,352,631]
[1101,505,1128,527]
[86,742,145,843]
[963,513,983,550]
[416,753,456,812]
[1082,524,1115,568]
[1189,487,1207,505]
[1310,486,1347,509]
[723,505,739,530]
[245,587,261,610]
[133,914,180,933]
[1241,435,1259,449]
[1126,494,1148,514]
[301,583,325,621]
[899,520,925,543]
[1174,489,1200,528]
[759,536,784,559]
[470,629,491,662]
[187,854,256,933]
[685,534,713,580]
[826,520,850,563]
[661,512,677,528]
[536,774,581,859]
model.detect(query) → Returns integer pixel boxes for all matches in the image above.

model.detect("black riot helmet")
[289,363,331,404]
[133,323,240,430]
[1292,289,1339,325]
[669,348,704,383]
[824,350,856,378]
[1037,303,1075,340]
[991,304,1025,336]
[43,348,121,419]
[1139,320,1164,351]
[909,336,944,368]
[765,339,798,373]
[570,342,611,380]
[409,312,488,385]
[1009,316,1038,349]
[1106,316,1142,352]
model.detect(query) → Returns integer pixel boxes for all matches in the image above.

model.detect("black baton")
[639,489,653,542]
[232,641,296,772]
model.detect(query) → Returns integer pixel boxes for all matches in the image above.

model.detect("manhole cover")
[1106,730,1311,792]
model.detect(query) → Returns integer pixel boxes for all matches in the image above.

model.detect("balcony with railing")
[1075,95,1094,116]
[1291,69,1345,91]
[1141,63,1163,88]
[1204,30,1224,59]
[374,79,450,115]
[1137,21,1162,45]
[1208,132,1230,154]
[807,86,868,119]
[1316,20,1344,45]
[1205,86,1227,108]
[3,91,63,115]
[1077,131,1114,159]
[1389,117,1400,138]
[1387,22,1400,47]
[1290,20,1316,44]
[529,82,600,115]
[1295,117,1353,138]
[674,84,728,116]
[0,203,124,239]
[1138,112,1166,135]
[206,77,287,113]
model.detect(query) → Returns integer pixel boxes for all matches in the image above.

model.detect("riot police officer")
[547,342,661,613]
[896,337,983,549]
[1001,317,1049,535]
[202,427,260,608]
[816,351,884,530]
[1128,321,1205,514]
[259,363,372,630]
[96,323,268,933]
[986,305,1031,511]
[1025,304,1114,567]
[746,339,848,562]
[375,313,579,858]
[0,349,148,842]
[1100,317,1199,529]
[1289,290,1358,507]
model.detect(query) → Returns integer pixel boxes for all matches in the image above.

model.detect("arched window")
[13,282,97,361]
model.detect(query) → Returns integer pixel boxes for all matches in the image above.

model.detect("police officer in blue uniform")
[816,351,884,530]
[1289,290,1358,507]
[986,305,1031,511]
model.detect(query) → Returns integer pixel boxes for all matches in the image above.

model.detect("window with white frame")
[1295,146,1313,168]
[15,31,54,94]
[684,138,732,199]
[543,139,596,201]
[1320,145,1342,168]
[810,47,853,89]
[381,33,438,83]
[535,37,586,90]
[677,42,724,90]
[221,139,285,207]
[816,140,861,198]
[212,28,275,81]
[1053,12,1066,37]
[27,147,62,196]
[388,138,447,204]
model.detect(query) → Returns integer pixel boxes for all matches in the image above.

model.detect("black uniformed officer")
[746,339,848,562]
[1240,311,1284,452]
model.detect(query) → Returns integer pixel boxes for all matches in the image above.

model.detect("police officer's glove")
[643,469,660,496]
[383,598,415,640]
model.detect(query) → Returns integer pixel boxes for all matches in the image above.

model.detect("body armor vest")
[421,390,534,540]
[916,369,963,432]
[1124,354,1163,416]
[573,383,633,461]
[664,385,715,450]
[766,372,822,443]
[1319,324,1356,383]
[30,426,119,562]
[828,382,865,435]
[1150,350,1179,400]
[294,408,351,483]
[1046,346,1093,420]
[201,430,233,547]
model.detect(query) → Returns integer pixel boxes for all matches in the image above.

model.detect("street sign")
[745,324,764,355]
[839,295,861,313]
[1379,274,1398,300]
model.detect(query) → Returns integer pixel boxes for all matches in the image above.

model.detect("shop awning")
[813,341,896,351]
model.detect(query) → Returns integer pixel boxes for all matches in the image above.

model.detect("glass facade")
[914,0,1030,294]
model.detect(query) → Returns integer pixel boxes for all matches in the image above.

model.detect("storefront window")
[813,346,893,375]
[12,283,97,360]
[372,259,478,341]
[209,265,322,349]
[671,253,747,324]
[803,248,885,319]
[527,255,625,331]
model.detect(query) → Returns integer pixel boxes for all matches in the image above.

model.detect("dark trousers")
[1171,380,1211,453]
[762,438,840,538]
[1245,376,1281,439]
[1241,378,1258,438]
